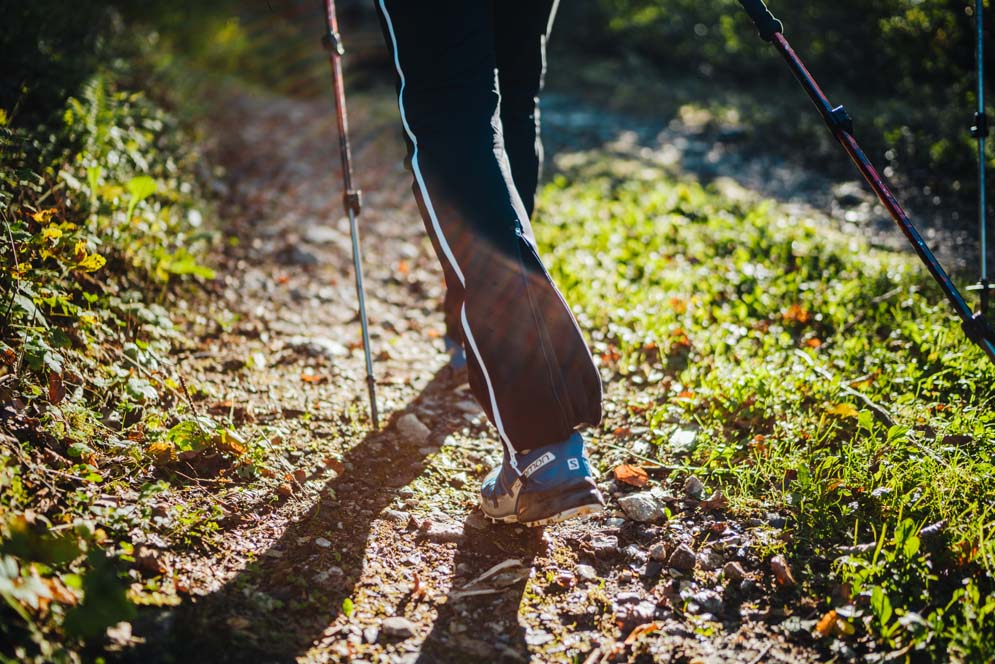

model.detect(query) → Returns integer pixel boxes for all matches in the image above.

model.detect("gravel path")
[120,78,849,663]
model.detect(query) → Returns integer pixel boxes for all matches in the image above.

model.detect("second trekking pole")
[321,0,380,429]
[736,0,995,366]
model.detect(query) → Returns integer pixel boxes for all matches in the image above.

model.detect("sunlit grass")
[536,155,995,660]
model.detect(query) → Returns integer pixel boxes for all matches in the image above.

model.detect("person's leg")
[493,0,558,218]
[375,1,603,525]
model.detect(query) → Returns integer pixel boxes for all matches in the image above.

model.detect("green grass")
[536,155,995,661]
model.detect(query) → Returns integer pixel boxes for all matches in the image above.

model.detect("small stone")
[382,509,410,524]
[286,335,348,359]
[455,400,482,413]
[277,482,294,498]
[419,519,464,543]
[396,413,431,444]
[669,427,699,455]
[648,542,668,562]
[449,473,468,489]
[591,534,619,557]
[604,517,626,529]
[617,492,666,522]
[397,487,415,499]
[683,475,705,500]
[697,548,723,571]
[723,561,747,583]
[689,590,723,615]
[314,537,332,548]
[668,544,697,572]
[623,544,647,561]
[575,564,598,581]
[615,592,642,604]
[363,627,379,643]
[381,616,416,640]
[766,512,787,529]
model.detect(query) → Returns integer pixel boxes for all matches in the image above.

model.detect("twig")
[749,643,773,664]
[793,350,895,427]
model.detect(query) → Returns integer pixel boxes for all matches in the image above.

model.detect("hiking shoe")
[479,432,604,527]
[444,335,467,370]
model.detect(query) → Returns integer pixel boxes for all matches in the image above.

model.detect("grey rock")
[648,542,668,562]
[286,335,348,359]
[591,534,620,557]
[363,627,379,643]
[623,544,647,561]
[697,548,723,571]
[617,492,666,522]
[419,519,464,543]
[604,517,626,529]
[615,592,642,604]
[396,413,431,444]
[683,475,705,500]
[575,564,598,581]
[381,616,416,639]
[455,400,482,413]
[669,427,699,455]
[381,509,410,524]
[688,590,723,615]
[766,512,787,529]
[449,473,468,489]
[668,544,697,572]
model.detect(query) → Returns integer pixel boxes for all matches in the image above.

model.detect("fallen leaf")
[48,372,65,405]
[701,491,728,511]
[277,482,294,497]
[770,555,796,587]
[623,621,662,645]
[324,457,344,473]
[805,337,823,348]
[292,469,307,484]
[815,609,837,637]
[300,372,326,384]
[613,464,649,487]
[826,403,859,418]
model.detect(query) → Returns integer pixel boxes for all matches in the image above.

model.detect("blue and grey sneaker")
[444,335,467,370]
[479,432,604,527]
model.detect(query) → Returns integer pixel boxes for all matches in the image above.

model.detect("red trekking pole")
[321,0,379,428]
[737,0,995,365]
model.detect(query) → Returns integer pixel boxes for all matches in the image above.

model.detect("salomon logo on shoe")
[523,452,555,477]
[567,458,580,470]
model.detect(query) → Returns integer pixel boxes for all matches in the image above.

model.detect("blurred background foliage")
[559,0,993,203]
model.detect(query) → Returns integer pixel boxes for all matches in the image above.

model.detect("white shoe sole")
[481,502,604,528]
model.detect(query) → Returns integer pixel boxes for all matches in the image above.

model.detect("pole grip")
[738,0,783,41]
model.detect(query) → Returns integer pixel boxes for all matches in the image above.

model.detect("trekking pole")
[736,0,995,365]
[321,0,380,428]
[966,0,991,315]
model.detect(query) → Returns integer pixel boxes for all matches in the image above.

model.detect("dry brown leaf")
[324,457,344,473]
[623,621,662,645]
[701,491,728,511]
[770,555,797,587]
[47,372,65,405]
[292,469,307,484]
[613,464,649,488]
[277,482,294,497]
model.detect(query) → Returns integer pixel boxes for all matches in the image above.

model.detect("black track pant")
[375,0,602,453]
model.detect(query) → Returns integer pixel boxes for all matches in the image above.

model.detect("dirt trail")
[116,75,843,663]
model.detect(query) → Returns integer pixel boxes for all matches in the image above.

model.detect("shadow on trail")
[123,367,467,662]
[417,516,546,663]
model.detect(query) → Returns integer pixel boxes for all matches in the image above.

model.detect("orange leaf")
[300,372,326,384]
[815,609,837,637]
[623,621,662,645]
[613,464,649,488]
